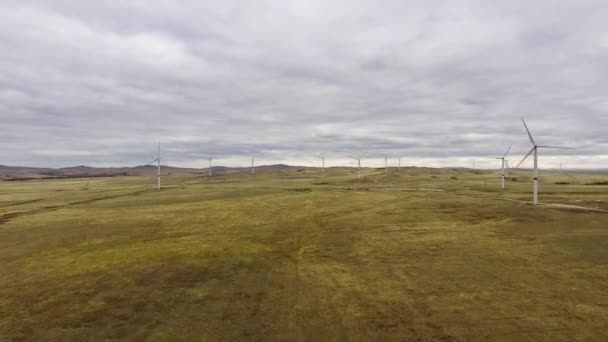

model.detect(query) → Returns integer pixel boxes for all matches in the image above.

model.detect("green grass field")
[1,168,608,341]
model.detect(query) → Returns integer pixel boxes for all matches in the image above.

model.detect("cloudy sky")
[1,0,607,169]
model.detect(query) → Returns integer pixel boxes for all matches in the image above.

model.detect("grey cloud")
[1,0,607,168]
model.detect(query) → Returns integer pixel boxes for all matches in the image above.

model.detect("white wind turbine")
[144,142,162,190]
[348,152,367,179]
[398,157,401,172]
[516,117,574,205]
[496,144,512,190]
[384,155,389,174]
[207,157,214,177]
[318,152,326,175]
[251,157,256,175]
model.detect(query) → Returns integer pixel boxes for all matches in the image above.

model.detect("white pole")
[398,157,401,172]
[157,143,161,190]
[385,156,388,174]
[533,147,539,205]
[322,156,325,175]
[251,158,255,175]
[208,158,212,177]
[358,159,361,179]
[501,158,505,190]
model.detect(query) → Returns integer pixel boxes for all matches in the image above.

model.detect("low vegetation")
[1,168,607,340]
[587,181,608,186]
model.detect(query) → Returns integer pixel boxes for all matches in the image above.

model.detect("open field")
[1,167,608,341]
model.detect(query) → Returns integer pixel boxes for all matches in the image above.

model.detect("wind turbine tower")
[384,156,388,174]
[496,144,512,190]
[208,157,213,177]
[251,158,255,175]
[398,157,401,172]
[516,118,573,205]
[348,152,366,179]
[144,143,162,190]
[318,153,326,175]
[157,143,161,190]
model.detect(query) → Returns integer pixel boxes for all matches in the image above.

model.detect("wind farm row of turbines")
[147,118,573,206]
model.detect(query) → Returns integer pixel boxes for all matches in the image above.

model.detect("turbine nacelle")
[516,118,574,168]
[348,151,366,179]
[496,144,512,161]
[348,151,367,161]
[516,118,574,205]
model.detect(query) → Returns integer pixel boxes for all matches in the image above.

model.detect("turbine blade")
[537,145,575,149]
[516,147,535,168]
[503,144,513,158]
[520,118,536,145]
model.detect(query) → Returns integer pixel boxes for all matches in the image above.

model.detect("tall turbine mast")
[251,157,255,175]
[496,144,512,190]
[516,117,573,205]
[398,157,401,172]
[348,152,367,180]
[384,156,388,174]
[143,143,162,190]
[208,157,213,177]
[157,143,161,190]
[318,152,326,175]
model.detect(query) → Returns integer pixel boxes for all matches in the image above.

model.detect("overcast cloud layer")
[1,0,607,168]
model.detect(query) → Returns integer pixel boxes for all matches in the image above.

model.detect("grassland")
[1,167,608,341]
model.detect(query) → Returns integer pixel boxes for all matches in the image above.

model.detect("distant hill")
[2,164,606,181]
[0,164,309,181]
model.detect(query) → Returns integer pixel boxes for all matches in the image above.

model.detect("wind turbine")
[516,117,573,205]
[398,157,401,172]
[207,157,213,177]
[496,144,512,190]
[384,155,389,174]
[348,152,367,179]
[144,142,162,190]
[251,157,255,175]
[318,152,326,175]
